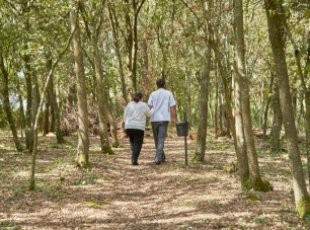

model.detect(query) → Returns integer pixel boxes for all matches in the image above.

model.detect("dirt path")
[0,131,309,229]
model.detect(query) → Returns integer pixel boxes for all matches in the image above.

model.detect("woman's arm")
[145,104,154,117]
[123,105,128,123]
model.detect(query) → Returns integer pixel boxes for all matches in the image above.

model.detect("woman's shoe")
[132,161,139,165]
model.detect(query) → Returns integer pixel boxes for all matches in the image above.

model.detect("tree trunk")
[194,43,211,161]
[17,79,25,138]
[295,89,304,136]
[270,76,282,149]
[91,27,115,154]
[214,67,218,139]
[66,58,75,114]
[234,0,269,191]
[21,4,33,152]
[108,6,128,104]
[50,103,56,132]
[219,93,223,136]
[259,82,265,128]
[44,96,49,135]
[24,54,33,151]
[263,72,274,140]
[173,85,181,122]
[31,71,39,142]
[0,55,23,152]
[71,6,90,169]
[45,54,65,143]
[265,0,310,217]
[233,59,250,189]
[185,68,192,126]
[194,0,211,162]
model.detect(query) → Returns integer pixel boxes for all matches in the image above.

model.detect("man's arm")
[148,105,153,109]
[170,106,175,126]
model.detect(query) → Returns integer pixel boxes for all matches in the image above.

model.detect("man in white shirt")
[148,79,176,164]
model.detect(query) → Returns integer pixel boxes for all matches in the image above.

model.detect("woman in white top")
[124,93,153,165]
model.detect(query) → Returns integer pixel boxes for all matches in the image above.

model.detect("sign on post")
[175,113,189,166]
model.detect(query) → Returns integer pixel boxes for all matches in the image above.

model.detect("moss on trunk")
[241,170,250,191]
[102,146,116,155]
[250,178,271,192]
[297,196,310,218]
[77,153,90,169]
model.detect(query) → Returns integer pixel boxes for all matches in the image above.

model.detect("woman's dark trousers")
[125,129,144,165]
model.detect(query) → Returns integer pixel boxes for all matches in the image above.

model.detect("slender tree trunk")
[44,96,49,135]
[17,80,25,137]
[208,89,213,126]
[21,5,33,152]
[24,55,33,151]
[259,82,265,128]
[0,55,23,152]
[219,93,223,136]
[91,29,115,154]
[263,72,274,140]
[303,32,310,193]
[295,90,304,136]
[71,5,89,169]
[29,13,79,190]
[108,6,128,104]
[50,104,55,132]
[233,59,250,189]
[173,85,181,122]
[194,44,211,161]
[45,54,65,143]
[194,0,211,162]
[234,0,269,191]
[31,71,39,143]
[270,76,282,149]
[214,68,218,139]
[66,59,75,114]
[265,0,310,217]
[185,68,192,126]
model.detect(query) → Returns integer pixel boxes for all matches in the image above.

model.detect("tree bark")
[194,44,211,161]
[44,95,49,135]
[17,79,25,138]
[214,67,218,139]
[234,0,269,191]
[89,6,116,153]
[45,54,65,143]
[0,54,23,152]
[270,75,282,149]
[31,71,39,142]
[71,5,90,169]
[265,0,310,217]
[82,3,119,148]
[295,89,304,136]
[194,0,211,162]
[173,84,181,122]
[21,3,33,152]
[233,60,250,190]
[66,58,75,114]
[263,72,274,140]
[50,103,56,132]
[108,5,128,104]
[29,11,79,190]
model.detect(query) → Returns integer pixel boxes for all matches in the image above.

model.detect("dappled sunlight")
[0,131,308,229]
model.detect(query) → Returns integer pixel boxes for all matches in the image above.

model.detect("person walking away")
[124,93,153,165]
[148,79,176,164]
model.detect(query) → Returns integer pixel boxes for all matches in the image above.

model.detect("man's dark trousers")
[151,122,168,162]
[125,129,144,164]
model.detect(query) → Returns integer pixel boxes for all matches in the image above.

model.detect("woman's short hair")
[133,92,143,103]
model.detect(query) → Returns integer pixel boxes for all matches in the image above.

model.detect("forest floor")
[1,128,310,230]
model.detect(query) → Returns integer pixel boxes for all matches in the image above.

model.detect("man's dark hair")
[156,79,165,88]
